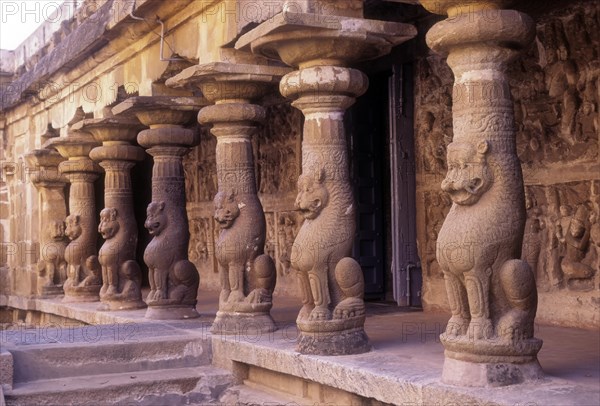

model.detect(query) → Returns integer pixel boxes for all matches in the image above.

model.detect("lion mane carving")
[213,190,275,310]
[437,140,538,342]
[291,168,365,322]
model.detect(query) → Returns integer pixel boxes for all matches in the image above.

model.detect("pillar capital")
[167,61,291,104]
[23,149,67,189]
[235,10,416,69]
[71,117,144,145]
[112,95,208,130]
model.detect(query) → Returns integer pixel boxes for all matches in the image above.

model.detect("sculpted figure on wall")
[190,218,210,262]
[277,212,301,276]
[561,205,595,289]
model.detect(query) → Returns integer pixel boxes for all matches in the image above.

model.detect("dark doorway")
[348,73,388,300]
[348,65,421,306]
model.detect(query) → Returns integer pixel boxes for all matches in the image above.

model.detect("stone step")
[5,324,211,383]
[5,365,233,406]
[219,383,306,406]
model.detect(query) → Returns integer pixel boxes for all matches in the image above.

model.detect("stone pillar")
[112,96,205,319]
[420,0,543,386]
[167,61,290,334]
[236,5,416,354]
[23,149,69,297]
[73,118,146,311]
[46,134,103,302]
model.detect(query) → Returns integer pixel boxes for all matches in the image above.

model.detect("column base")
[145,304,200,320]
[442,356,544,387]
[297,326,370,356]
[97,299,146,311]
[211,311,277,335]
[62,285,100,303]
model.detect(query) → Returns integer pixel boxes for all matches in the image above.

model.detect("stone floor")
[1,291,599,405]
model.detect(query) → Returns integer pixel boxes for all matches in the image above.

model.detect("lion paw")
[468,317,494,340]
[309,306,332,321]
[445,316,469,337]
[333,297,364,319]
[228,290,245,303]
[298,304,314,321]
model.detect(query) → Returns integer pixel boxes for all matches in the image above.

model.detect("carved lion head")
[65,214,82,240]
[441,141,493,205]
[50,220,66,240]
[213,190,240,229]
[295,168,329,220]
[98,207,120,240]
[145,201,167,236]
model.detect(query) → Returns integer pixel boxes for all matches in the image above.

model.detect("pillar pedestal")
[46,134,103,302]
[74,118,147,311]
[113,96,206,319]
[421,0,543,386]
[237,6,416,355]
[168,61,290,334]
[23,149,68,297]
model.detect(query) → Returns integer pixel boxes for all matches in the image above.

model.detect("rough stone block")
[0,350,13,390]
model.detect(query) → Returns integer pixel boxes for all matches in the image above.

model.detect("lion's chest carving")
[214,193,264,266]
[291,174,354,273]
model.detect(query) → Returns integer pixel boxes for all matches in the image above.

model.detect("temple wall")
[416,1,600,328]
[0,0,244,297]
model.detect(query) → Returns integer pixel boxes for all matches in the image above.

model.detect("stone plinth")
[23,149,69,297]
[421,0,543,387]
[113,96,206,320]
[168,61,290,334]
[45,134,103,302]
[74,118,147,311]
[236,7,416,355]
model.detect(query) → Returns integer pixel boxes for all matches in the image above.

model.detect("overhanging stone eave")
[235,10,417,53]
[0,0,116,112]
[0,0,196,113]
[112,96,210,117]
